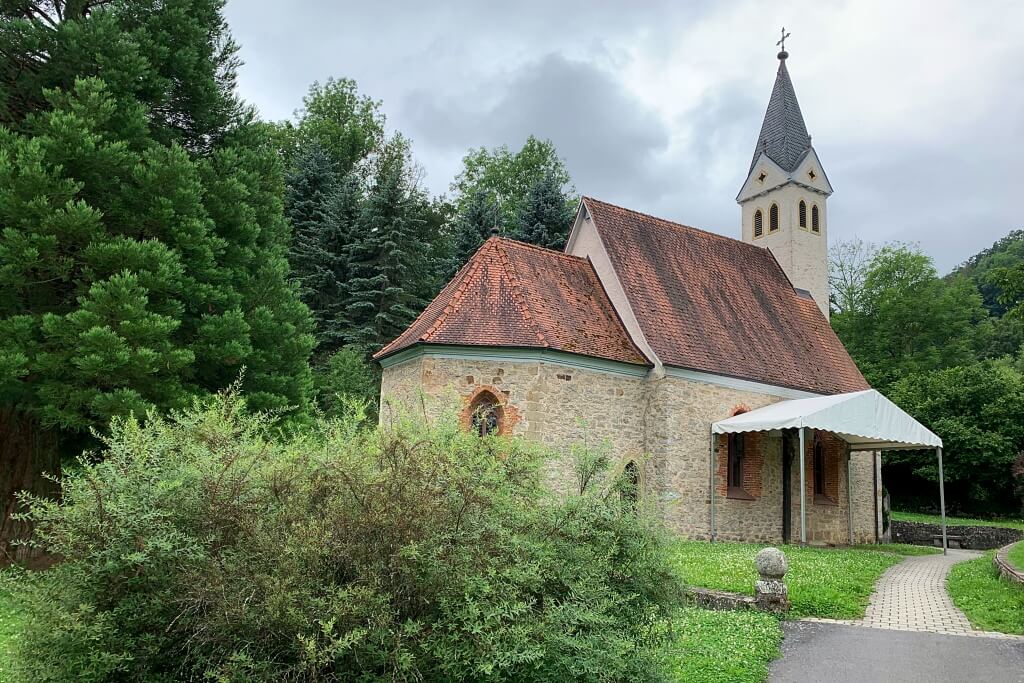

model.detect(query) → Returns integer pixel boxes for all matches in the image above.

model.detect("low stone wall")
[993,543,1024,586]
[684,587,756,611]
[892,520,1024,550]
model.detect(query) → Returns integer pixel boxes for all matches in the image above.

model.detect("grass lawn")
[1008,541,1024,572]
[671,541,912,619]
[892,511,1024,531]
[665,607,782,683]
[855,543,941,556]
[947,551,1024,635]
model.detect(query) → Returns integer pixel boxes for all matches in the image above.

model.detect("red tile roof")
[582,197,868,395]
[374,237,649,366]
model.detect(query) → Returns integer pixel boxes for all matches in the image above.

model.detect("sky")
[223,0,1024,273]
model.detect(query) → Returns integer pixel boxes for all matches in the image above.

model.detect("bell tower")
[737,32,833,318]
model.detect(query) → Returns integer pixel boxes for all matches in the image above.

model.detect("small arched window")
[799,200,807,228]
[753,209,763,237]
[813,437,826,496]
[621,461,640,510]
[769,203,779,232]
[811,205,820,233]
[469,391,503,437]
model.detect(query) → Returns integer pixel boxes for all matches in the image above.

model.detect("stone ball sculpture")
[755,547,788,580]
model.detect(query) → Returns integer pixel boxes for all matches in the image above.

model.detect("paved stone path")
[804,548,1024,638]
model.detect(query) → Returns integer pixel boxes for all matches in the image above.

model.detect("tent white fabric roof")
[711,389,942,450]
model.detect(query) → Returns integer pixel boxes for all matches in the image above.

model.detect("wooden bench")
[933,534,965,549]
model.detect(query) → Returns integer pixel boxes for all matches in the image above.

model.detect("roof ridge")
[582,196,770,255]
[493,239,550,347]
[492,235,586,262]
[420,239,495,341]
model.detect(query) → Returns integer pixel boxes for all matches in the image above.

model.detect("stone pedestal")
[754,547,790,613]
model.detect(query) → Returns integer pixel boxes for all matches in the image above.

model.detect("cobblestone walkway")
[804,549,1024,639]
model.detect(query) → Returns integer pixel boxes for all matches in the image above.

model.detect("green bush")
[4,390,681,682]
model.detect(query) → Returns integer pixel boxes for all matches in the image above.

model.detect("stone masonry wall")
[380,355,647,493]
[380,354,879,544]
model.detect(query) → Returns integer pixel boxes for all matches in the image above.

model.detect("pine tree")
[284,142,363,354]
[515,170,576,250]
[0,2,314,557]
[344,139,428,352]
[451,187,500,269]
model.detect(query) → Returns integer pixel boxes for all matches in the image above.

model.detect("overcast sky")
[224,0,1024,272]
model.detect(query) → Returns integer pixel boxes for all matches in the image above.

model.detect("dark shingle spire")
[749,51,812,173]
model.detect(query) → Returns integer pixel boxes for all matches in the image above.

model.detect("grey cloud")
[401,54,673,204]
[224,0,1024,273]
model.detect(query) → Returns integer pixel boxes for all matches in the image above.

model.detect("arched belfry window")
[753,209,763,237]
[468,391,503,437]
[811,205,820,233]
[621,461,640,510]
[799,200,807,228]
[769,203,779,232]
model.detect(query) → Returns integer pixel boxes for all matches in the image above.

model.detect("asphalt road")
[769,621,1024,683]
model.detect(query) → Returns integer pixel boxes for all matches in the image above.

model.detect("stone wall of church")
[380,355,649,492]
[380,354,879,545]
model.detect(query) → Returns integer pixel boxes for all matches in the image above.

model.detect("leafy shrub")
[4,390,681,682]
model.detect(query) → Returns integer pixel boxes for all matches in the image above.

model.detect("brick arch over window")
[459,386,520,437]
[716,406,762,501]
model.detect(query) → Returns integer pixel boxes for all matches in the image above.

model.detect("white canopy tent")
[710,390,948,551]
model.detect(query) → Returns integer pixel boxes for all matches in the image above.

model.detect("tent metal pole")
[799,427,807,545]
[938,446,947,556]
[847,450,854,545]
[709,426,717,543]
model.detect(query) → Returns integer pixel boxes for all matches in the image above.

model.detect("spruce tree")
[451,187,500,269]
[0,2,314,557]
[515,170,576,250]
[284,143,365,355]
[344,139,428,352]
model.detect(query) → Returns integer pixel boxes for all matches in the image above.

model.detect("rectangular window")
[727,433,749,497]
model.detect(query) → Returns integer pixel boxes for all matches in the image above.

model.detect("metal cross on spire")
[777,27,791,53]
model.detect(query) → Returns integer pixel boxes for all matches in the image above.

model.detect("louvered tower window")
[769,203,779,232]
[811,205,820,233]
[799,200,807,228]
[753,209,763,237]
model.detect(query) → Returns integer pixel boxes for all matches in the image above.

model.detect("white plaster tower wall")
[737,47,833,319]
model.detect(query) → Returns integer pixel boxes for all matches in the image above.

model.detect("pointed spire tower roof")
[749,48,812,173]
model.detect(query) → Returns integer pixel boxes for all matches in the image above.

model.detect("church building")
[376,48,887,545]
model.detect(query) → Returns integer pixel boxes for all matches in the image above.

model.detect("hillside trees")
[830,244,988,389]
[886,361,1024,515]
[832,236,1024,513]
[0,0,314,558]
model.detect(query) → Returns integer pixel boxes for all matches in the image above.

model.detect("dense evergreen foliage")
[3,391,682,681]
[451,187,501,269]
[0,0,314,556]
[515,169,577,250]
